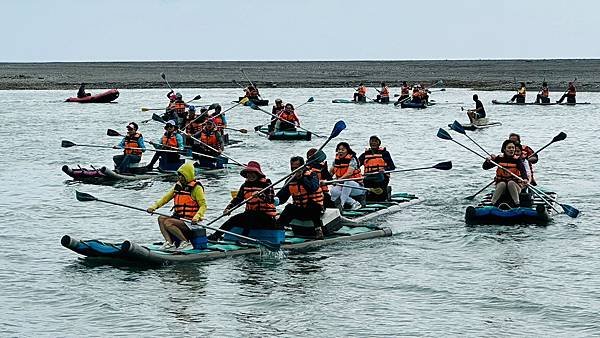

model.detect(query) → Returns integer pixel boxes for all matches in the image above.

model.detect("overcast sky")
[2,0,598,62]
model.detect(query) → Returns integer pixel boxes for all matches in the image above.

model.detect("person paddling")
[482,139,528,208]
[306,148,335,208]
[165,92,186,126]
[396,81,410,103]
[353,83,367,102]
[508,133,538,185]
[358,136,396,202]
[275,156,325,239]
[509,82,527,103]
[275,103,300,132]
[557,82,577,103]
[193,120,224,169]
[147,162,207,250]
[210,105,229,144]
[329,142,364,210]
[269,99,285,132]
[208,161,281,241]
[183,106,203,146]
[112,122,146,173]
[374,82,390,103]
[466,94,486,124]
[145,120,185,171]
[77,83,91,98]
[534,82,550,104]
[244,85,260,100]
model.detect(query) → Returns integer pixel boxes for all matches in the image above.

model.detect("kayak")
[65,89,119,103]
[331,99,392,104]
[237,97,269,106]
[450,118,502,131]
[62,161,232,184]
[491,100,590,106]
[465,190,557,226]
[256,126,311,141]
[399,101,438,109]
[61,192,421,266]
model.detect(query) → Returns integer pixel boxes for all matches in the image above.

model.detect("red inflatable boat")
[65,89,119,103]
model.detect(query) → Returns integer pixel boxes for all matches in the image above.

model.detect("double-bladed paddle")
[74,191,281,252]
[321,161,452,184]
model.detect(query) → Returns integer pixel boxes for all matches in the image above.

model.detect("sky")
[2,0,598,62]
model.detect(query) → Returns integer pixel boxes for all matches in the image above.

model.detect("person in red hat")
[208,161,281,241]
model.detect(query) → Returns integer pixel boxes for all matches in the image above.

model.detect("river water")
[1,88,599,336]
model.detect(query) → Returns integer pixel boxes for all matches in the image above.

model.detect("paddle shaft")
[182,101,241,132]
[149,142,219,160]
[67,143,180,154]
[162,73,174,92]
[323,165,443,184]
[254,106,324,138]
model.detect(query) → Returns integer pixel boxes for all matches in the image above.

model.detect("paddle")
[182,100,245,132]
[141,95,202,112]
[232,79,245,89]
[254,97,314,131]
[161,72,174,92]
[75,191,280,251]
[62,139,181,155]
[224,127,248,134]
[394,95,412,106]
[464,132,567,200]
[248,102,325,138]
[150,113,246,166]
[322,161,453,184]
[437,128,579,217]
[332,183,384,195]
[240,68,263,99]
[450,120,492,156]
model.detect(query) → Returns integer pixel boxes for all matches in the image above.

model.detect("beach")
[1,59,599,91]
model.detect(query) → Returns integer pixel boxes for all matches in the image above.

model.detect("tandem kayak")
[65,89,119,103]
[255,126,311,141]
[399,100,438,109]
[449,118,502,131]
[465,191,557,226]
[237,97,269,106]
[491,100,590,106]
[61,192,421,266]
[331,99,392,104]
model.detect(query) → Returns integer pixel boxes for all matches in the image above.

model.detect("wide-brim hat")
[241,161,265,178]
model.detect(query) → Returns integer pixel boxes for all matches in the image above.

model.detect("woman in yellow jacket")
[147,162,207,250]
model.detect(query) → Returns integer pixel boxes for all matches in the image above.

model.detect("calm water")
[1,88,599,336]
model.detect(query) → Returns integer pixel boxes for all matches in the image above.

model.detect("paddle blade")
[437,128,452,140]
[61,140,76,148]
[450,121,466,134]
[248,101,259,109]
[75,191,97,202]
[329,121,346,139]
[553,132,567,143]
[152,113,165,123]
[141,108,150,112]
[208,103,220,110]
[193,94,202,101]
[433,161,453,170]
[561,204,579,218]
[307,150,326,164]
[254,125,262,131]
[239,128,248,134]
[106,129,121,137]
[160,72,166,80]
[307,97,315,103]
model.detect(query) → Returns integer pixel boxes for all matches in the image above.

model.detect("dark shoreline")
[1,59,599,91]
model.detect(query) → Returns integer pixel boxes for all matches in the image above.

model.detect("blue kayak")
[465,191,557,225]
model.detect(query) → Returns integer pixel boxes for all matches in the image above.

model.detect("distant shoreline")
[2,59,599,91]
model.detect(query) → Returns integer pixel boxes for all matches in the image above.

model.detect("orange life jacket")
[288,171,324,208]
[358,86,367,95]
[309,161,329,193]
[412,89,421,98]
[380,86,389,98]
[363,147,387,174]
[200,130,221,149]
[241,179,277,217]
[279,110,297,123]
[170,101,186,114]
[186,119,202,135]
[333,154,362,179]
[161,133,179,148]
[401,85,410,95]
[567,85,576,96]
[495,157,522,183]
[173,180,203,219]
[124,132,143,156]
[541,87,549,97]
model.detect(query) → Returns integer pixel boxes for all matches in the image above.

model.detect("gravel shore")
[1,59,599,91]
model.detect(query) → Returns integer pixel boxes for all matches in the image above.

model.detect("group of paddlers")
[352,82,433,105]
[507,81,577,104]
[144,135,396,250]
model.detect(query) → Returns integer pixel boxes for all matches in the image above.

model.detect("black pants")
[557,94,576,103]
[353,93,366,102]
[276,202,323,228]
[364,176,390,202]
[112,154,141,173]
[511,94,525,103]
[375,95,389,103]
[146,151,180,168]
[211,211,278,239]
[535,94,550,103]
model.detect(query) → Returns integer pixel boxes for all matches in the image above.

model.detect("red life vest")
[333,154,362,179]
[363,147,387,174]
[241,179,277,217]
[173,180,203,219]
[124,132,143,156]
[200,130,220,149]
[401,85,410,95]
[185,120,202,135]
[567,85,576,96]
[161,133,179,148]
[279,111,297,123]
[380,86,389,98]
[288,171,324,208]
[358,86,367,95]
[541,87,549,97]
[495,156,522,183]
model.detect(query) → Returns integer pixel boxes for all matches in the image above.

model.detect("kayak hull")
[491,99,590,106]
[65,89,119,103]
[465,191,557,225]
[450,118,502,131]
[256,126,311,141]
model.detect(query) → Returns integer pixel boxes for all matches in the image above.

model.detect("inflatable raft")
[465,191,557,226]
[449,118,502,131]
[65,89,119,103]
[256,126,312,141]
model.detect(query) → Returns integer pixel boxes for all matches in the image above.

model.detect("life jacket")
[241,179,277,217]
[518,87,526,96]
[161,132,179,148]
[288,171,324,208]
[279,110,297,123]
[200,129,220,149]
[495,156,522,183]
[168,100,186,115]
[173,180,203,219]
[185,119,202,135]
[541,87,549,97]
[333,153,362,179]
[358,86,367,95]
[567,85,576,96]
[380,86,389,98]
[363,147,387,174]
[124,132,143,156]
[309,161,329,193]
[401,85,410,95]
[412,89,421,98]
